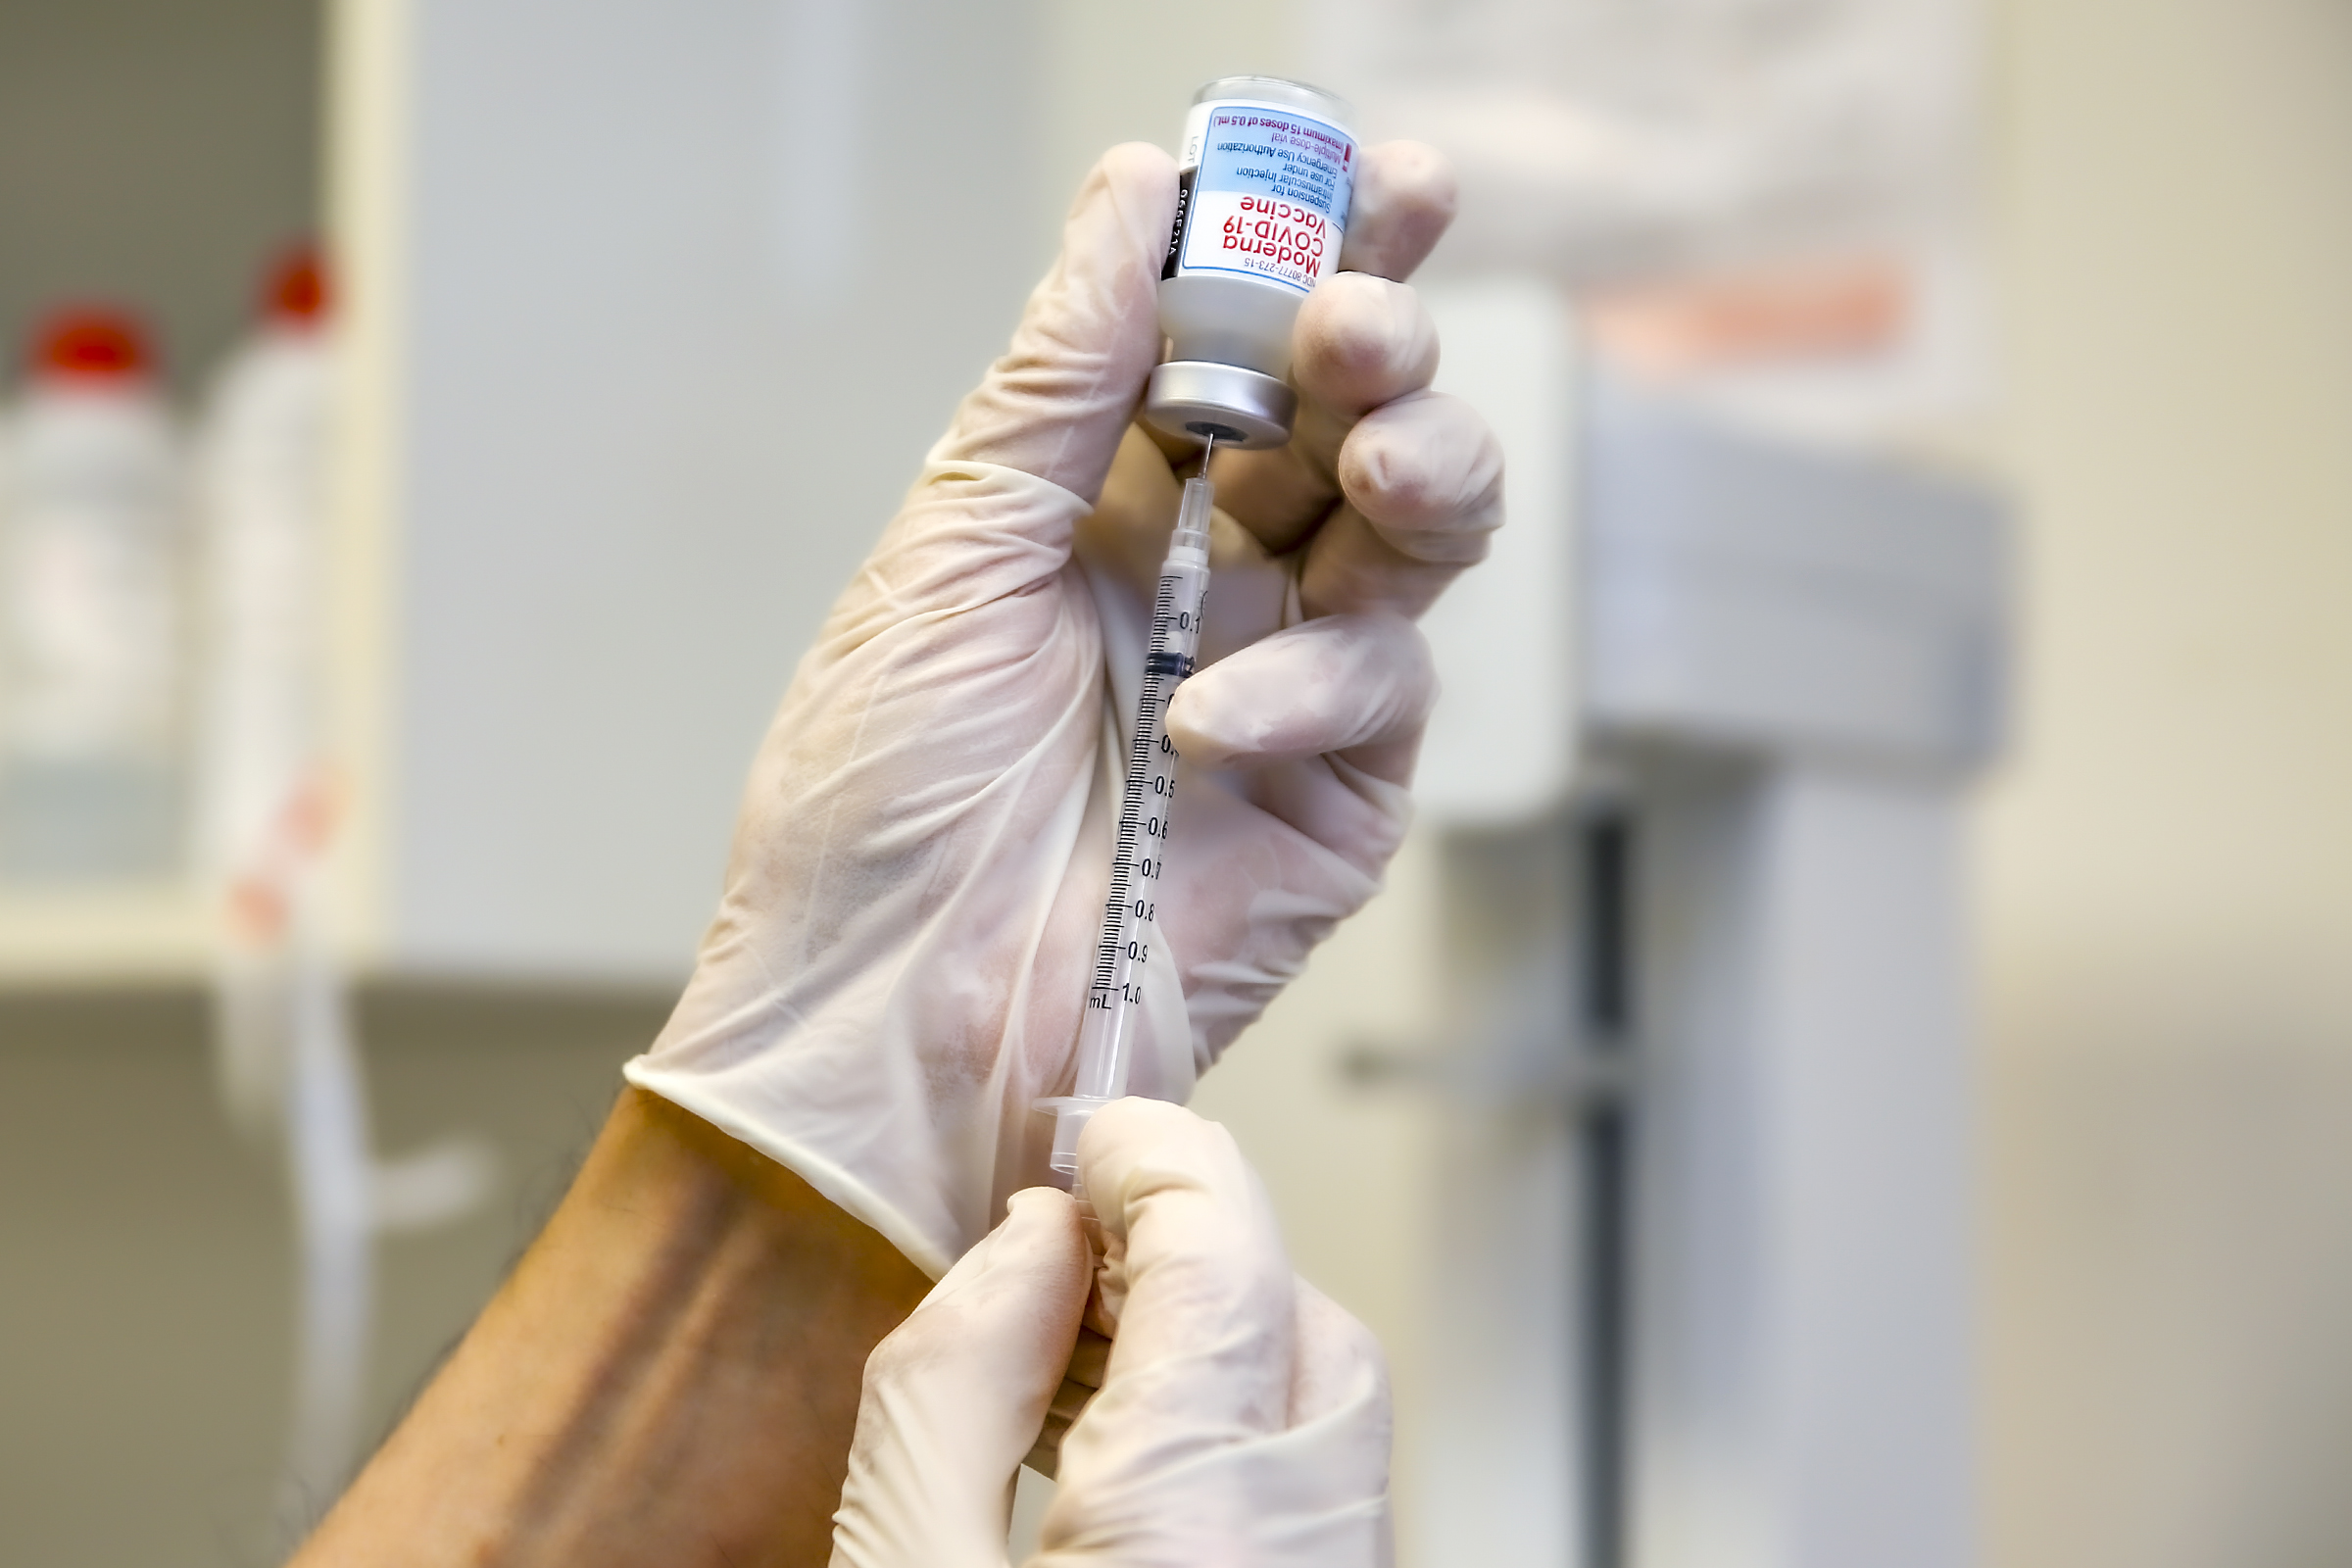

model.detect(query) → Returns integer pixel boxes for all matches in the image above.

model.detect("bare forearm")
[296,1088,931,1568]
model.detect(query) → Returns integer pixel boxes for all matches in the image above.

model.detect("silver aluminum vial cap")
[1143,361,1298,450]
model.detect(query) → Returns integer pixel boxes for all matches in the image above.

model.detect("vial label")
[1164,99,1356,295]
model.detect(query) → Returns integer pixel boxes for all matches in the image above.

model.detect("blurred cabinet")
[1409,349,2002,1568]
[3,0,1047,985]
[0,0,321,982]
[329,0,1049,981]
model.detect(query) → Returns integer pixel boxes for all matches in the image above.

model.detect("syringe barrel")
[1063,475,1213,1114]
[1072,991,1132,1101]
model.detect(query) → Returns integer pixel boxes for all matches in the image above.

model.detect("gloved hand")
[830,1098,1392,1568]
[626,139,1498,1276]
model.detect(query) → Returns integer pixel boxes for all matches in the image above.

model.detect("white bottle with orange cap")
[194,247,341,1136]
[0,307,189,880]
[194,249,337,965]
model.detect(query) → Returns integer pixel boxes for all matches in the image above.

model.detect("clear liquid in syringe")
[1045,440,1218,1180]
[1085,582,1194,1026]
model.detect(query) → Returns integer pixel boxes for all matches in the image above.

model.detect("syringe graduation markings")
[1042,434,1220,1184]
[1093,603,1193,1001]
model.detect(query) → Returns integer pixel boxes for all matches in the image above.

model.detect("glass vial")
[1145,75,1358,449]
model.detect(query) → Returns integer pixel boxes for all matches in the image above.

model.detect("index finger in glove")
[1335,138,1459,283]
[1167,612,1436,785]
[1072,1099,1296,1440]
[928,142,1175,507]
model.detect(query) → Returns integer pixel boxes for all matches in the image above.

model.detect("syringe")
[1041,434,1220,1188]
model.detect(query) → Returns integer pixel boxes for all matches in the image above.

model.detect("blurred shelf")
[0,886,212,986]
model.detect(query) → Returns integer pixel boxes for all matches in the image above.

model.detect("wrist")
[300,1088,930,1568]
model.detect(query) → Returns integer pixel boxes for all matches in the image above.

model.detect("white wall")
[0,0,322,397]
[1979,0,2352,1562]
[350,0,1051,977]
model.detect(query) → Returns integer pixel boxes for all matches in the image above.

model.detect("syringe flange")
[1036,1094,1115,1181]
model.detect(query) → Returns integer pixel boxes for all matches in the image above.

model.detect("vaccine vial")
[1145,76,1358,450]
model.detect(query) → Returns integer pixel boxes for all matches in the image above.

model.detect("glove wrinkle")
[630,516,1109,1273]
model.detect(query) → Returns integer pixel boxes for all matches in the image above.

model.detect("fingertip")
[930,142,1177,501]
[1336,393,1505,558]
[995,1187,1089,1280]
[1081,1095,1204,1159]
[1078,1098,1250,1226]
[1096,139,1179,185]
[1294,274,1440,416]
[1005,1184,1078,1223]
[1069,143,1178,298]
[1338,140,1459,281]
[1295,1280,1389,1386]
[1009,1183,1075,1209]
[920,1190,1080,1303]
[1167,613,1439,769]
[1288,1280,1395,1453]
[1003,1186,1083,1251]
[1164,673,1254,770]
[1087,141,1180,237]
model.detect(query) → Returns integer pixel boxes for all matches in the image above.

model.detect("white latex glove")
[626,139,1495,1276]
[831,1098,1392,1568]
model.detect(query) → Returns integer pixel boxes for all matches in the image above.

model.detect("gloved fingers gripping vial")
[1041,78,1359,1189]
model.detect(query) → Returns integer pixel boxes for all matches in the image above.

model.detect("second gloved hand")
[628,139,1498,1275]
[830,1099,1392,1568]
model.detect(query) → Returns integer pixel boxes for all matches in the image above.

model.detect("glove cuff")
[621,1057,958,1281]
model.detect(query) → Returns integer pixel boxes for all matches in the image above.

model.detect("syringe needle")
[1169,431,1218,561]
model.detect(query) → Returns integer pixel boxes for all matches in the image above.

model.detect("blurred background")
[0,0,2347,1564]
